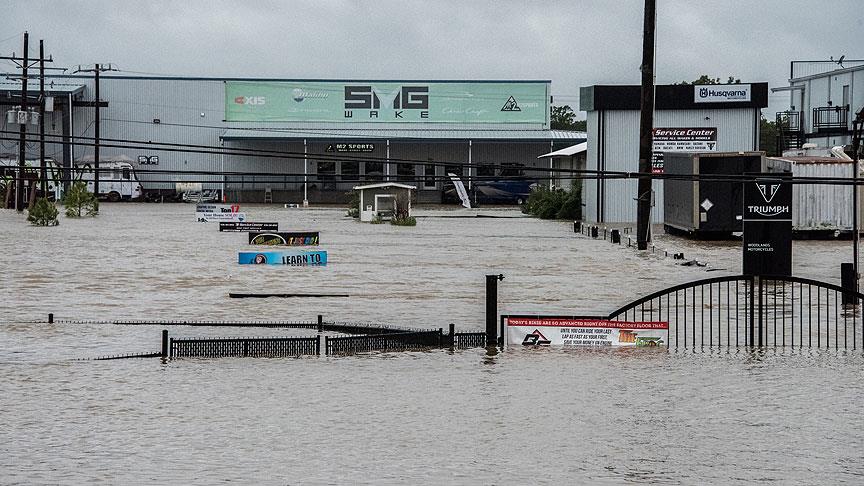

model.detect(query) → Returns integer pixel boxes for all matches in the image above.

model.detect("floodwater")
[1,204,862,484]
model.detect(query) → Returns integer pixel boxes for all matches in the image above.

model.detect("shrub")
[522,184,581,221]
[370,215,385,224]
[346,190,360,218]
[390,215,417,226]
[63,181,99,217]
[27,197,59,226]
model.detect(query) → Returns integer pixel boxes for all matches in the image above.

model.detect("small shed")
[353,182,416,222]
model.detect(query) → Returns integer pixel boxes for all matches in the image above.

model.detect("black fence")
[453,332,488,349]
[608,275,863,350]
[325,330,444,355]
[170,336,320,358]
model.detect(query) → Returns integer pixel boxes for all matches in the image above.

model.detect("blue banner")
[238,250,328,266]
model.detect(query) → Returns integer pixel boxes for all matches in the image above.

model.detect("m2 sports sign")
[506,317,668,347]
[225,81,549,124]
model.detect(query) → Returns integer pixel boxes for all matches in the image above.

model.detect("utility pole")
[73,63,116,198]
[636,0,657,250]
[39,39,46,195]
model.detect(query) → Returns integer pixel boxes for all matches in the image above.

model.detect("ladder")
[264,186,273,204]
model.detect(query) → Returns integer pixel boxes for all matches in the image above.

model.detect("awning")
[221,127,586,142]
[537,141,587,158]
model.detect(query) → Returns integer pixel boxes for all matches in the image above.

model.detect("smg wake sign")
[224,80,549,125]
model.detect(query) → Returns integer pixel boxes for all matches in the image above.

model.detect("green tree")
[760,116,779,156]
[27,197,59,226]
[551,105,587,131]
[63,181,99,217]
[677,75,741,85]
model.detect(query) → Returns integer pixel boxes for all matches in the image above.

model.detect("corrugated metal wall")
[583,107,758,223]
[793,162,861,231]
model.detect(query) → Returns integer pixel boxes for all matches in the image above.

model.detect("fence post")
[48,313,54,324]
[448,323,455,349]
[748,276,756,347]
[500,314,506,349]
[161,329,168,359]
[243,339,249,357]
[315,335,321,356]
[438,328,443,348]
[757,277,764,348]
[842,263,856,305]
[317,314,323,333]
[324,335,329,355]
[169,338,174,358]
[486,274,504,347]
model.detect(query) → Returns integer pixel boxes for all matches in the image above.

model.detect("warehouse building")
[0,76,584,203]
[579,82,768,223]
[773,60,864,153]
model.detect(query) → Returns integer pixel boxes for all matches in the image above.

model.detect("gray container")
[664,151,765,237]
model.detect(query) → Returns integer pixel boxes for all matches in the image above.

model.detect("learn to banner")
[506,317,667,347]
[248,231,319,246]
[197,212,246,222]
[219,222,279,232]
[238,250,328,266]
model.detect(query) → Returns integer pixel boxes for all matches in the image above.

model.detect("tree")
[27,197,59,226]
[677,75,741,85]
[63,181,99,217]
[551,105,587,131]
[760,116,779,157]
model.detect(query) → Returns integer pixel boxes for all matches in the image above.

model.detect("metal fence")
[453,332,487,349]
[170,336,320,358]
[325,330,443,355]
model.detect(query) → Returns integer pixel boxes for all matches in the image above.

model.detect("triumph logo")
[747,182,788,217]
[344,85,429,120]
[757,183,780,203]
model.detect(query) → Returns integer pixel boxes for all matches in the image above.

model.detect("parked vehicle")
[443,163,538,205]
[0,156,64,200]
[75,161,143,201]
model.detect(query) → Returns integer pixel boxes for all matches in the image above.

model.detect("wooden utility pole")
[39,39,46,195]
[636,0,657,250]
[16,32,28,212]
[74,63,115,197]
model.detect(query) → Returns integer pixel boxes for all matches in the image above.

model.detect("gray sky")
[4,0,863,118]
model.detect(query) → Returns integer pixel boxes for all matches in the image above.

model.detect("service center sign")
[507,317,667,347]
[694,84,751,103]
[651,127,717,173]
[225,81,549,124]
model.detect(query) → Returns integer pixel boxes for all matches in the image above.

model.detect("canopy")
[537,142,587,158]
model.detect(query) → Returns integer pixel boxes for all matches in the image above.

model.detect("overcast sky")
[4,0,863,118]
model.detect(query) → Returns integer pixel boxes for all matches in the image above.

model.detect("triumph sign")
[742,176,792,276]
[694,84,752,103]
[224,80,549,124]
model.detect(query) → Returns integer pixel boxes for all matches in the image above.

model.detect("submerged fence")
[171,336,320,358]
[325,330,443,355]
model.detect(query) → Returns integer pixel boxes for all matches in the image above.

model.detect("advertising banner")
[693,84,752,103]
[506,317,667,347]
[651,127,717,173]
[238,250,328,266]
[225,81,549,124]
[249,231,319,246]
[742,176,792,276]
[197,212,246,222]
[196,204,240,213]
[219,222,279,232]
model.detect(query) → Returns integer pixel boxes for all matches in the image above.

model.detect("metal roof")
[353,182,416,190]
[0,80,85,96]
[221,127,586,142]
[537,141,588,158]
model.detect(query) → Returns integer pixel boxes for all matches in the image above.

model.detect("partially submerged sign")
[743,176,792,276]
[506,317,667,347]
[238,250,327,266]
[196,204,239,213]
[248,231,319,246]
[219,222,279,232]
[197,212,246,222]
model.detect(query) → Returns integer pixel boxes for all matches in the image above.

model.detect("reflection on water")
[1,204,862,484]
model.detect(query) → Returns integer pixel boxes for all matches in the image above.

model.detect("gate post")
[749,276,756,347]
[161,329,168,359]
[758,277,764,348]
[841,263,857,305]
[449,323,455,349]
[317,314,323,333]
[486,274,504,347]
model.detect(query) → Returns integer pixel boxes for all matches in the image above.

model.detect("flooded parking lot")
[1,204,863,484]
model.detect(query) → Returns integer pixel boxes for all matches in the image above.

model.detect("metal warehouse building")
[1,76,584,203]
[579,83,768,223]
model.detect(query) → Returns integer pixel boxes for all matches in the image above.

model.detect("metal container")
[663,151,765,237]
[772,156,864,234]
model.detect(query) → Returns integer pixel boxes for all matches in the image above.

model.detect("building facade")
[579,83,768,223]
[774,60,864,153]
[0,76,584,203]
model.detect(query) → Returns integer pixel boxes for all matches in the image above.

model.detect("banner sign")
[249,231,319,246]
[219,222,279,232]
[506,317,667,347]
[238,250,328,266]
[326,143,375,153]
[225,81,549,125]
[196,204,240,213]
[651,127,717,173]
[197,212,246,222]
[693,84,752,103]
[743,176,792,276]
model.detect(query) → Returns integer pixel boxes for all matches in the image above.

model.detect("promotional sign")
[238,250,328,266]
[326,143,375,153]
[219,222,279,232]
[196,204,240,213]
[248,231,319,246]
[742,176,792,276]
[651,127,717,173]
[506,317,667,347]
[225,81,549,124]
[197,212,246,222]
[693,84,752,103]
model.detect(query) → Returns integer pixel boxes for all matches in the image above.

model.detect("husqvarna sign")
[694,84,752,103]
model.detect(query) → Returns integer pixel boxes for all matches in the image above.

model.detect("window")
[423,164,437,189]
[341,161,359,182]
[121,168,131,180]
[317,161,336,190]
[364,161,384,181]
[499,164,525,178]
[397,163,415,182]
[477,164,495,179]
[112,169,121,180]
